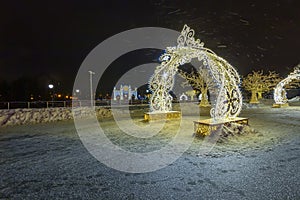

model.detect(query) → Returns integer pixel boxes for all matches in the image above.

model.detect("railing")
[0,99,151,110]
[0,99,203,110]
[0,101,72,110]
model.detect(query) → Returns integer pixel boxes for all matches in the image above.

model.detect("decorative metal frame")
[149,25,243,120]
[274,65,300,104]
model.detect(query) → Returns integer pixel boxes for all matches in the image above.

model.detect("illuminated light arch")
[149,25,243,120]
[274,65,300,104]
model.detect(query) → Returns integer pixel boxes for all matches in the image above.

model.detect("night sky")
[0,0,300,94]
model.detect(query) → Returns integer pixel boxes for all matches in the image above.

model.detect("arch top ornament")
[149,25,243,120]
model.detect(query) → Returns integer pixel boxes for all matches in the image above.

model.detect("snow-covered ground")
[288,96,300,102]
[0,103,299,199]
[0,107,112,126]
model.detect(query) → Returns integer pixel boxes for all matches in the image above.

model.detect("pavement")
[0,106,299,200]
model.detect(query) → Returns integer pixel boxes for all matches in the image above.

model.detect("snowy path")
[0,107,299,199]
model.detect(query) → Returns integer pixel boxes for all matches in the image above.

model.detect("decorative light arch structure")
[274,65,300,104]
[149,25,243,120]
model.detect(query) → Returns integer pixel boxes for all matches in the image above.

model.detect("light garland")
[149,25,243,120]
[274,65,300,104]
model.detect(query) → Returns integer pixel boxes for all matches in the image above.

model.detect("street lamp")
[48,84,54,107]
[88,71,95,107]
[74,89,80,98]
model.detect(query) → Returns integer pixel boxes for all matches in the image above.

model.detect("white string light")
[148,25,243,120]
[274,65,300,104]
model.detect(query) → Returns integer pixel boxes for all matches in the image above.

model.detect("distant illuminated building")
[113,85,138,101]
[179,93,188,101]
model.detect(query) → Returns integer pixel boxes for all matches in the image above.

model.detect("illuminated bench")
[193,117,249,137]
[144,111,181,121]
[272,103,289,108]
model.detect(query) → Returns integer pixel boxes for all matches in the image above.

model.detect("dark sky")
[0,0,299,92]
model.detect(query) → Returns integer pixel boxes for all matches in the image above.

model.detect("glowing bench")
[193,117,249,137]
[272,103,289,108]
[144,111,181,121]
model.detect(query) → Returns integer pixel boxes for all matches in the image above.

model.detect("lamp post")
[48,84,54,107]
[88,71,95,107]
[75,89,81,107]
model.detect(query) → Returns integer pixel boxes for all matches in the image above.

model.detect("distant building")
[179,93,188,101]
[113,85,138,101]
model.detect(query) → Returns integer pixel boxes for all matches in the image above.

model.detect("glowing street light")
[48,84,54,107]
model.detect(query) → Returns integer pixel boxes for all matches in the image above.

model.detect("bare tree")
[243,70,281,103]
[285,79,300,89]
[178,69,210,106]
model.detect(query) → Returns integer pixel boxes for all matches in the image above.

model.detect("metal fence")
[0,99,202,110]
[0,99,151,110]
[0,101,70,110]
